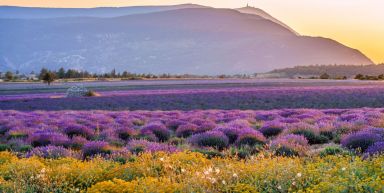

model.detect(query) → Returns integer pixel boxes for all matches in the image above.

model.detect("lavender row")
[2,86,384,111]
[0,108,383,159]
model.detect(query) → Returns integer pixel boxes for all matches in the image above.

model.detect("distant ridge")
[0,5,373,74]
[236,6,299,35]
[268,64,384,78]
[0,4,208,18]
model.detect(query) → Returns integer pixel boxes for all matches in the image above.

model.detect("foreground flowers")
[1,109,384,158]
[0,151,382,192]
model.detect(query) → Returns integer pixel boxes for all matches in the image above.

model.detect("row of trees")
[354,74,384,80]
[270,64,384,78]
[36,67,236,85]
[2,67,255,85]
[38,68,216,81]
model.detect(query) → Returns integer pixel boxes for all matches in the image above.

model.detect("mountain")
[267,64,384,78]
[0,6,373,75]
[0,4,208,18]
[236,6,299,36]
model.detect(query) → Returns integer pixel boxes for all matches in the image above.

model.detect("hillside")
[236,6,299,35]
[0,4,208,18]
[0,6,373,74]
[268,64,384,78]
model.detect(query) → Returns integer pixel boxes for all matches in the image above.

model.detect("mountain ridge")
[0,4,209,19]
[0,5,373,74]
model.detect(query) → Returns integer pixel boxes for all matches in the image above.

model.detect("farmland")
[2,79,384,111]
[0,79,383,192]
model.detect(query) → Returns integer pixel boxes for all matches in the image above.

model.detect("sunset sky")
[1,0,383,63]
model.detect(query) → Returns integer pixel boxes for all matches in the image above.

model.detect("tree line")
[33,68,233,85]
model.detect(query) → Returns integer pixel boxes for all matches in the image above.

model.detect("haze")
[1,0,383,63]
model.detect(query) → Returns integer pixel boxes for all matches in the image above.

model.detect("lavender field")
[2,80,384,111]
[1,80,384,192]
[1,108,384,158]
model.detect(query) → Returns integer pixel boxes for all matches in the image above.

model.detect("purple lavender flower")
[339,113,364,122]
[364,142,384,156]
[6,127,32,139]
[29,131,70,147]
[341,131,382,152]
[235,128,266,146]
[188,131,229,150]
[176,124,198,138]
[226,119,250,129]
[63,124,94,139]
[115,127,138,140]
[361,128,384,140]
[166,119,187,131]
[255,112,280,121]
[197,121,217,133]
[213,126,242,144]
[69,136,88,150]
[278,118,301,124]
[141,123,170,142]
[270,134,309,156]
[26,145,71,159]
[82,141,111,158]
[259,121,286,137]
[284,123,326,145]
[126,139,178,154]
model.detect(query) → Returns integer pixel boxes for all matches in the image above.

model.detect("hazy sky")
[1,0,383,63]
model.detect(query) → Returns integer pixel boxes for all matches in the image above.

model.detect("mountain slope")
[236,6,299,35]
[0,4,208,18]
[0,7,373,74]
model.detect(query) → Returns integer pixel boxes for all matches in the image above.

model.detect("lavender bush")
[176,124,198,138]
[141,123,171,142]
[126,139,178,154]
[364,142,384,156]
[341,131,382,152]
[0,108,383,158]
[270,134,309,156]
[29,131,69,147]
[259,122,286,138]
[26,145,72,159]
[82,141,111,158]
[235,128,266,147]
[188,131,229,150]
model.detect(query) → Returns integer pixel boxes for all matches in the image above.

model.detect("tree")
[65,69,77,79]
[111,69,116,78]
[5,71,13,81]
[39,68,49,80]
[57,67,65,79]
[355,74,364,80]
[122,71,129,78]
[320,73,330,79]
[42,71,56,85]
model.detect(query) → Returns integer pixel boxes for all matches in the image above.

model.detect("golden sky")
[1,0,383,63]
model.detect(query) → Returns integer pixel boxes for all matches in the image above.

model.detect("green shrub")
[0,144,10,152]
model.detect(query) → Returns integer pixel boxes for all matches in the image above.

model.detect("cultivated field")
[2,79,384,111]
[0,79,383,192]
